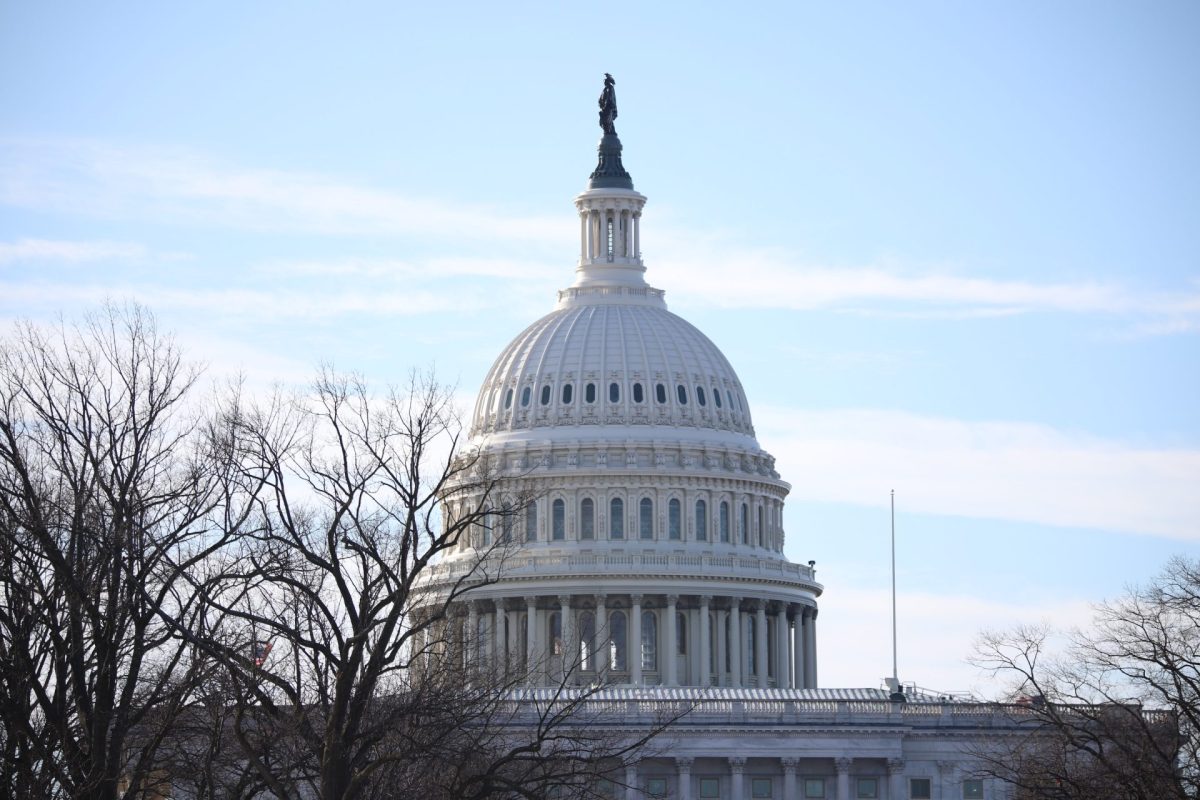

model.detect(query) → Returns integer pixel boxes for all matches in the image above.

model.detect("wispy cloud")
[0,237,149,264]
[756,406,1200,542]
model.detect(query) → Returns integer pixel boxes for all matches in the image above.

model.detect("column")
[579,212,587,262]
[494,600,506,672]
[774,603,789,687]
[676,757,693,800]
[781,758,799,800]
[664,595,678,686]
[508,607,521,671]
[625,764,638,800]
[558,594,573,678]
[633,212,641,259]
[835,758,852,800]
[792,606,805,689]
[729,598,742,687]
[698,595,712,687]
[804,608,818,688]
[716,608,728,686]
[888,760,905,800]
[524,596,537,683]
[594,594,608,674]
[755,601,768,688]
[729,757,746,800]
[631,594,643,685]
[467,601,479,668]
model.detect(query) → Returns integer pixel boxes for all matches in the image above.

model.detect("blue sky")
[2,1,1197,693]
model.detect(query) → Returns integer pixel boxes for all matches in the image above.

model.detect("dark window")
[585,382,596,403]
[726,390,735,409]
[695,499,707,541]
[610,497,624,539]
[719,501,730,542]
[677,385,688,405]
[697,386,707,406]
[639,498,653,539]
[713,388,722,408]
[655,383,667,404]
[552,499,565,540]
[540,385,551,405]
[609,382,620,403]
[503,388,513,409]
[525,501,537,541]
[632,382,644,403]
[580,498,594,539]
[740,503,749,544]
[562,383,573,404]
[910,778,932,800]
[668,499,682,540]
[520,387,531,407]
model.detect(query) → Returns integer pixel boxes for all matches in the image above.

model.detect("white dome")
[470,289,756,445]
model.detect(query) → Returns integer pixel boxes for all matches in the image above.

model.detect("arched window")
[609,610,628,671]
[713,387,723,408]
[549,611,563,657]
[641,610,657,672]
[585,382,596,403]
[740,503,749,545]
[500,502,513,543]
[632,382,644,403]
[695,499,708,541]
[655,383,667,404]
[606,218,614,256]
[503,388,513,409]
[552,499,565,540]
[609,497,624,539]
[520,386,531,407]
[719,501,730,543]
[580,498,595,540]
[525,500,537,542]
[697,386,707,406]
[562,383,574,404]
[639,498,653,539]
[677,385,688,405]
[540,385,551,405]
[668,499,682,540]
[608,382,620,403]
[481,506,492,546]
[579,611,595,671]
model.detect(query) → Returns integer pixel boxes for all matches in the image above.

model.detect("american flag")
[252,640,272,667]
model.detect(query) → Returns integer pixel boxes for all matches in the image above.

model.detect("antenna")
[887,489,904,701]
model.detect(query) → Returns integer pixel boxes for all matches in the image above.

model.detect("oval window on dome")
[520,387,531,407]
[696,386,707,407]
[677,385,688,405]
[540,385,551,406]
[562,383,573,404]
[713,388,722,408]
[585,382,596,404]
[655,383,667,404]
[726,390,735,410]
[632,382,644,403]
[503,388,513,410]
[608,382,620,403]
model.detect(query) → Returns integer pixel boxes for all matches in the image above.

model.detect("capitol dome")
[423,83,821,692]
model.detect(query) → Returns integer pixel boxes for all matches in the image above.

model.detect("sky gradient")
[2,1,1197,694]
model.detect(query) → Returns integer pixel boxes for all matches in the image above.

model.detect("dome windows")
[520,387,531,407]
[697,386,707,407]
[562,383,574,404]
[677,385,688,405]
[668,499,682,540]
[713,389,722,408]
[610,497,624,539]
[695,499,707,540]
[540,385,551,405]
[655,383,667,404]
[585,382,597,404]
[580,498,595,539]
[552,499,566,540]
[632,382,644,403]
[503,388,513,410]
[608,382,620,403]
[639,497,653,539]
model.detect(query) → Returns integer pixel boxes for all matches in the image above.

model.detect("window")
[677,611,687,655]
[552,499,565,540]
[481,507,492,546]
[909,778,932,800]
[695,499,708,541]
[639,498,653,539]
[520,386,531,407]
[677,384,688,404]
[503,388,513,409]
[719,501,730,542]
[758,506,764,547]
[579,611,595,671]
[856,778,878,799]
[609,610,627,671]
[962,780,983,800]
[580,498,594,539]
[525,500,537,542]
[707,613,716,672]
[608,382,620,403]
[540,385,551,405]
[500,504,513,542]
[641,610,657,671]
[606,218,614,256]
[751,778,772,799]
[746,613,756,675]
[646,778,668,799]
[668,499,682,539]
[655,383,667,404]
[699,778,720,799]
[804,778,826,798]
[713,387,722,408]
[740,503,749,544]
[548,611,562,656]
[610,497,624,539]
[726,390,735,409]
[585,382,596,403]
[697,385,707,406]
[562,383,573,404]
[633,382,644,403]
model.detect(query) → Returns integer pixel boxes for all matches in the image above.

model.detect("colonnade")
[441,592,818,689]
[579,205,641,263]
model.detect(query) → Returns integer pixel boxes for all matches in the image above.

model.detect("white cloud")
[0,237,148,264]
[757,406,1200,542]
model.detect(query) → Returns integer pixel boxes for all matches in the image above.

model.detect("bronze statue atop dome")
[599,73,618,135]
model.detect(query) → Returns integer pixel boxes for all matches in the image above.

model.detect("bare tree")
[0,305,260,800]
[970,556,1198,800]
[177,369,671,800]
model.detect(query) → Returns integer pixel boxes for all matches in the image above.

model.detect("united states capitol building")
[420,79,1023,800]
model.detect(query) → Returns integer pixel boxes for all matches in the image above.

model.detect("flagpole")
[891,489,898,689]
